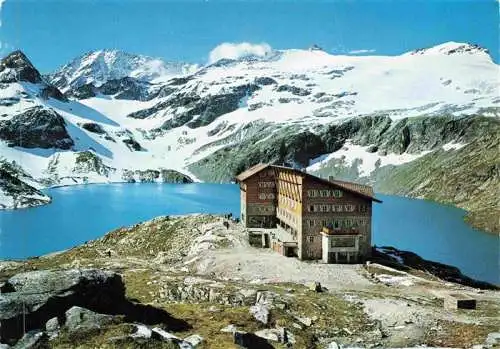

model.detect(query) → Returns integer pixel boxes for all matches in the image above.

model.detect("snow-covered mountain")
[0,43,499,225]
[47,49,198,91]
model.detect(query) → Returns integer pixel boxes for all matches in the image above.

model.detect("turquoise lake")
[0,183,498,284]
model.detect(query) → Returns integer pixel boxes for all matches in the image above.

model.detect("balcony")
[322,226,360,236]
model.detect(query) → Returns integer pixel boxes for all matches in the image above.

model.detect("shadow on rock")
[234,331,274,349]
[0,269,190,346]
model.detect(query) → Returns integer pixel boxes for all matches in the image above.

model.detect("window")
[309,220,315,227]
[259,181,273,188]
[308,236,314,243]
[258,193,267,200]
[344,204,355,212]
[333,190,343,198]
[331,237,355,248]
[309,205,314,212]
[333,219,341,229]
[267,193,275,200]
[336,205,343,212]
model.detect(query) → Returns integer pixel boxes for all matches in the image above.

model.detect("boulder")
[327,342,340,349]
[254,329,280,342]
[239,288,257,300]
[64,306,121,334]
[184,334,204,347]
[249,303,270,325]
[11,331,47,349]
[486,332,500,347]
[220,324,237,333]
[45,317,59,333]
[130,324,152,339]
[151,328,193,348]
[44,317,60,339]
[151,327,181,342]
[295,316,312,327]
[0,269,125,344]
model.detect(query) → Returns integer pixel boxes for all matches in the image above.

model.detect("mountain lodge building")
[235,164,382,263]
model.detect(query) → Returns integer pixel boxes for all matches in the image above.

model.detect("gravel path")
[192,246,372,290]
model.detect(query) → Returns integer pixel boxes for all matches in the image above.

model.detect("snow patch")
[375,274,415,287]
[307,141,432,176]
[442,141,467,151]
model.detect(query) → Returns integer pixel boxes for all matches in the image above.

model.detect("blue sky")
[1,0,498,72]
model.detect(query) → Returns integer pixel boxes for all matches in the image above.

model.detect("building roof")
[235,163,270,182]
[329,179,374,197]
[235,163,382,203]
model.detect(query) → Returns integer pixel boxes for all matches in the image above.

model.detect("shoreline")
[0,213,497,288]
[2,179,496,235]
[378,190,499,236]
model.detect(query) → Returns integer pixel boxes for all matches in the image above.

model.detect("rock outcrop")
[0,106,73,149]
[73,151,115,177]
[0,164,51,209]
[0,269,124,344]
[0,50,42,84]
[0,51,67,101]
[121,169,193,183]
[0,268,190,346]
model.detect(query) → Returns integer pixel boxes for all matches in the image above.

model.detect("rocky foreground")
[1,215,499,349]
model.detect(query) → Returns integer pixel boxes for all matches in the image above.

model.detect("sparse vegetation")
[2,214,498,348]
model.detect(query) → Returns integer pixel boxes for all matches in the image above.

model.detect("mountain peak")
[406,42,490,57]
[0,50,42,83]
[48,49,197,91]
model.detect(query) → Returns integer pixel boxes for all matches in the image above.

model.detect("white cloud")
[348,49,376,54]
[208,42,272,64]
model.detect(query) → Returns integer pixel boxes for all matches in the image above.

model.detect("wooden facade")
[236,164,381,263]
